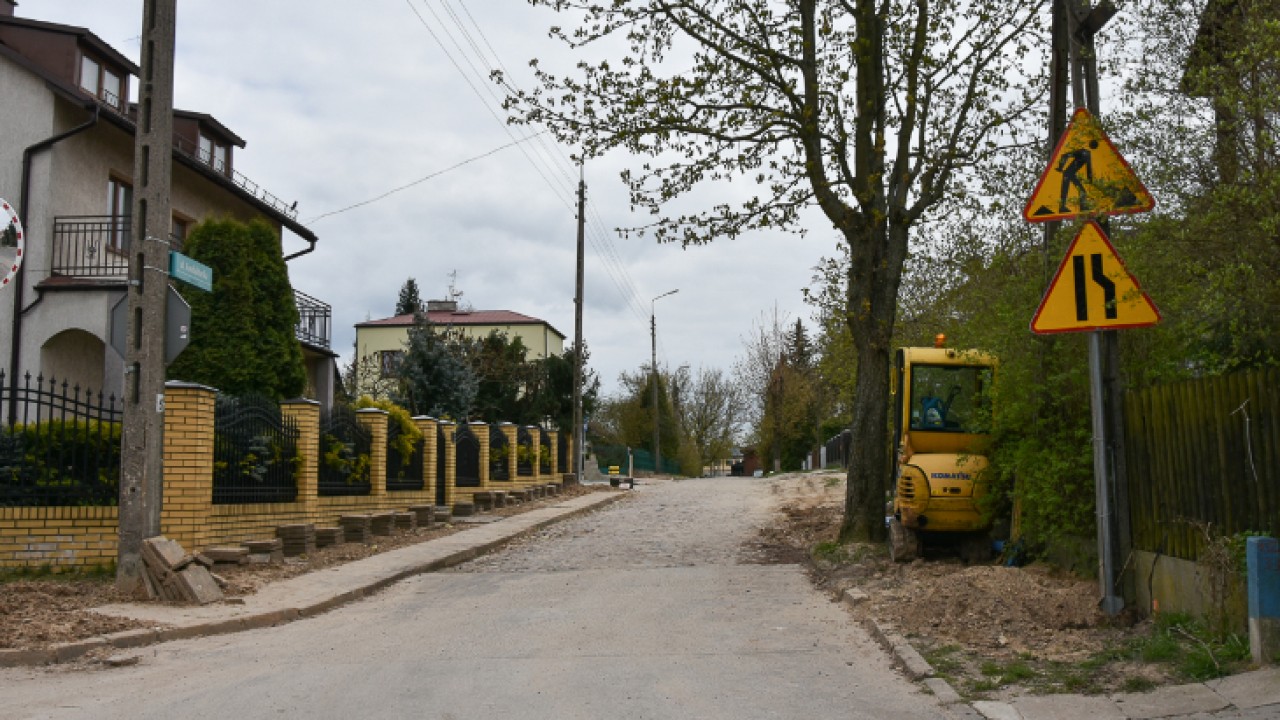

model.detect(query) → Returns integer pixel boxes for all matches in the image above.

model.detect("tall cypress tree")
[167,217,306,398]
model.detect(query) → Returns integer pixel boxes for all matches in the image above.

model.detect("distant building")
[353,300,566,397]
[0,3,336,405]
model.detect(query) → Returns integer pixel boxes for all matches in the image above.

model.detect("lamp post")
[651,289,678,477]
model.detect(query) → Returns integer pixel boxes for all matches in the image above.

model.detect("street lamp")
[651,289,678,477]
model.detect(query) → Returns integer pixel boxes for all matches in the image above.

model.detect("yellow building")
[353,300,566,396]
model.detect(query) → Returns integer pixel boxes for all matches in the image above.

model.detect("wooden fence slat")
[1126,367,1280,561]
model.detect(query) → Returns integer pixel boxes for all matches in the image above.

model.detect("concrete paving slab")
[1111,682,1230,718]
[1204,666,1280,709]
[1011,694,1124,720]
[972,700,1022,720]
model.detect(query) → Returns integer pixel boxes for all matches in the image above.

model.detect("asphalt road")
[1,476,949,720]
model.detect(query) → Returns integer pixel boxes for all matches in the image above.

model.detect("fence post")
[471,420,490,488]
[501,423,518,486]
[356,408,388,501]
[438,420,456,507]
[414,416,437,506]
[161,382,216,552]
[547,430,559,476]
[281,399,320,522]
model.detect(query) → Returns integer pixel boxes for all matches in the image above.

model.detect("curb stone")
[2,491,626,669]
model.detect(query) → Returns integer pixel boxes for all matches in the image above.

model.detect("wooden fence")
[1125,366,1279,561]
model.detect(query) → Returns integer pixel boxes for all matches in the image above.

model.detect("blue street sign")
[170,251,212,292]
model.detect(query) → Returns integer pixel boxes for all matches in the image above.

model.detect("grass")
[0,563,115,582]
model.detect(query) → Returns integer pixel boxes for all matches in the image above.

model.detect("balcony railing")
[50,216,330,349]
[294,289,331,350]
[51,216,134,278]
[89,94,299,222]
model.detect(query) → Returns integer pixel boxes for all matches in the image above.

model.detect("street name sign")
[1031,221,1160,334]
[170,250,212,292]
[1024,108,1154,223]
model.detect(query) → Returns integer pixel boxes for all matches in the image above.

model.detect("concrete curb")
[0,491,627,669]
[841,587,967,702]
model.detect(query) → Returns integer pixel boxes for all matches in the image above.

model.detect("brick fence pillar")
[357,408,389,500]
[281,399,320,522]
[414,416,438,504]
[160,382,216,551]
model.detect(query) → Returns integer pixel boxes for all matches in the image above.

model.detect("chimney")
[0,1,17,17]
[425,300,457,313]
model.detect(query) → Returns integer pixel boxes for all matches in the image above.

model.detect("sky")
[32,1,834,398]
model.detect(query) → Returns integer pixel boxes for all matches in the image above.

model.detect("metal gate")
[489,425,510,482]
[435,425,447,505]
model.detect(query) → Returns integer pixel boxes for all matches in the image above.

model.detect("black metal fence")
[455,424,481,487]
[538,429,552,474]
[385,419,424,492]
[436,425,447,505]
[517,426,534,477]
[823,429,852,469]
[318,405,372,496]
[0,370,122,507]
[212,394,299,505]
[489,425,510,482]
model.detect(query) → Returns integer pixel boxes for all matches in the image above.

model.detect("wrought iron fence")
[212,394,299,505]
[538,428,552,474]
[516,426,534,477]
[489,425,510,482]
[385,420,424,492]
[0,370,122,507]
[318,405,372,496]
[436,425,447,505]
[558,431,569,473]
[455,424,480,488]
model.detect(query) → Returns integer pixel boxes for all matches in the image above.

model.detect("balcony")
[50,216,329,349]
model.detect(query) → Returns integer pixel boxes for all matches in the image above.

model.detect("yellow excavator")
[888,336,997,562]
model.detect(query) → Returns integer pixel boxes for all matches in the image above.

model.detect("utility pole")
[1067,0,1125,616]
[117,0,176,593]
[572,165,586,484]
[650,289,677,477]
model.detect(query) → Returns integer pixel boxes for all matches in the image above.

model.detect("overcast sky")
[33,1,834,398]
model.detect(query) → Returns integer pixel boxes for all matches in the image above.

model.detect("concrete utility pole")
[117,0,176,593]
[650,289,677,476]
[572,166,586,483]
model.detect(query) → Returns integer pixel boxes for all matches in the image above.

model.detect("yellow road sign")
[1031,221,1160,334]
[1024,108,1154,223]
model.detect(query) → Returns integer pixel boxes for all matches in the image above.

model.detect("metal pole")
[572,166,586,483]
[118,0,176,593]
[1070,0,1123,615]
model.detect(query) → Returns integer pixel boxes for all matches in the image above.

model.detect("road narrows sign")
[1031,221,1160,334]
[1023,108,1155,223]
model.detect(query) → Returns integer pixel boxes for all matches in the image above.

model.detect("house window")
[79,55,100,94]
[198,134,230,174]
[107,177,131,252]
[102,69,121,108]
[171,215,191,247]
[381,350,404,376]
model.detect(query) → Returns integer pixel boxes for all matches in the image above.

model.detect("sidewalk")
[0,490,626,668]
[847,590,1280,720]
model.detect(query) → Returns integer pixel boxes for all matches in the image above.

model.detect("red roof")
[357,310,565,339]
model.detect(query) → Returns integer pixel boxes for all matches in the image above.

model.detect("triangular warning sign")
[1023,108,1155,223]
[1031,221,1160,334]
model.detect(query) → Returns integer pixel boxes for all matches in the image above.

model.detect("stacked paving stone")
[370,512,395,536]
[315,527,344,548]
[393,512,416,531]
[340,514,372,543]
[243,539,283,564]
[140,536,225,604]
[276,524,316,556]
[408,505,434,527]
[473,492,495,511]
[202,546,250,565]
[451,502,475,517]
[433,506,452,523]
